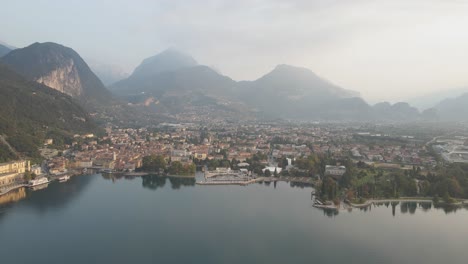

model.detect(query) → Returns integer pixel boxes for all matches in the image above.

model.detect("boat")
[58,175,71,182]
[28,177,50,187]
[30,184,49,191]
[82,168,88,174]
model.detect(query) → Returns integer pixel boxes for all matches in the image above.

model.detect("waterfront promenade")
[197,176,315,186]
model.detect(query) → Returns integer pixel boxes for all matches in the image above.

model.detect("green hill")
[0,63,99,161]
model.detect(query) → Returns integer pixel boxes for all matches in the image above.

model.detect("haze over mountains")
[88,62,129,86]
[111,49,442,121]
[407,87,468,111]
[435,92,468,121]
[0,40,467,125]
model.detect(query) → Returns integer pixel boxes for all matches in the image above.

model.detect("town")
[2,121,467,206]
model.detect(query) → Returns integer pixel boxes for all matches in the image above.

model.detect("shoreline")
[197,176,316,186]
[121,172,196,178]
[0,184,28,196]
[314,197,468,210]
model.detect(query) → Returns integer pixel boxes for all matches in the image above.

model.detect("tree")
[264,169,271,177]
[23,170,32,182]
[168,161,195,175]
[142,155,166,172]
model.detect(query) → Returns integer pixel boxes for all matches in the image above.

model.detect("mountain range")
[434,92,468,121]
[406,87,468,111]
[1,41,467,127]
[111,49,439,121]
[3,40,468,162]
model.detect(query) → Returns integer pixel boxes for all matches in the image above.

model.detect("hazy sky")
[1,0,468,102]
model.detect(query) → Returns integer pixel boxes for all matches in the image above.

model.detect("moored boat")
[58,175,70,182]
[28,177,50,187]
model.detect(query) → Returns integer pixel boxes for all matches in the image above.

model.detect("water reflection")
[101,172,144,183]
[289,182,314,189]
[0,175,94,223]
[168,177,195,189]
[142,175,195,190]
[30,183,49,192]
[316,200,467,217]
[322,208,339,217]
[24,175,94,213]
[0,187,27,206]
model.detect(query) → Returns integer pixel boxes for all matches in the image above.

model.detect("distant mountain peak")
[255,64,359,99]
[0,42,13,57]
[132,48,198,77]
[0,40,16,50]
[270,64,313,74]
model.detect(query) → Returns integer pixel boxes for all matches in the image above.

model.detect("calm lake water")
[1,173,468,264]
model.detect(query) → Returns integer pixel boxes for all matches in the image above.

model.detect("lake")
[1,173,468,264]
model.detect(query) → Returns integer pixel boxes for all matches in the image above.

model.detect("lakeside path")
[122,172,196,178]
[196,176,316,186]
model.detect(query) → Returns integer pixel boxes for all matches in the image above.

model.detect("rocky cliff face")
[35,58,82,97]
[1,42,112,108]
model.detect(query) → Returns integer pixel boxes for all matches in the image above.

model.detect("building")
[0,160,30,188]
[30,165,42,176]
[262,166,282,175]
[325,165,346,178]
[0,160,30,175]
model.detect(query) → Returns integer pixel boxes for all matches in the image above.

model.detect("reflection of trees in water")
[434,203,464,214]
[101,173,138,183]
[359,206,371,213]
[391,202,399,216]
[320,199,468,218]
[168,177,195,190]
[142,175,166,190]
[142,175,195,190]
[400,202,418,214]
[419,202,432,212]
[289,182,313,189]
[396,202,432,216]
[323,208,339,218]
